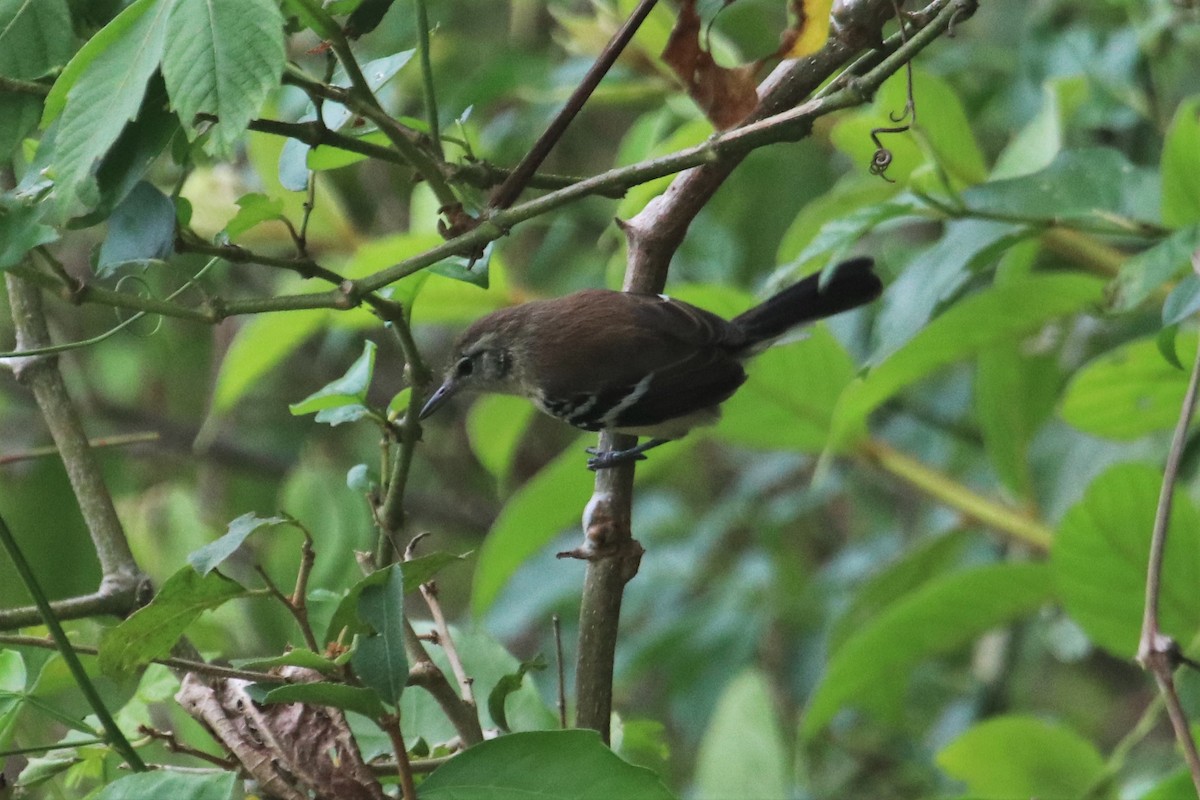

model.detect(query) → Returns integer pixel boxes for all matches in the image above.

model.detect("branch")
[3,273,148,598]
[1136,320,1200,792]
[859,438,1052,551]
[402,619,483,745]
[571,0,979,743]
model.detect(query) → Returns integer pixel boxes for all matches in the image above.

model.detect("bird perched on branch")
[420,257,883,470]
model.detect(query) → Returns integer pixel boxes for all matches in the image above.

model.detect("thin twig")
[553,614,567,729]
[488,0,659,210]
[138,725,238,769]
[405,537,476,708]
[380,714,418,800]
[1136,321,1200,792]
[0,634,279,682]
[0,513,146,771]
[402,619,484,744]
[0,433,159,465]
[414,0,442,159]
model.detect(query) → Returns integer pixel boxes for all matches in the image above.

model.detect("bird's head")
[419,314,523,420]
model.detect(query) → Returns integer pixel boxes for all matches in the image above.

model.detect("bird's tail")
[731,257,882,347]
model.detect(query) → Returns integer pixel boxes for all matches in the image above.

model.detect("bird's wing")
[530,291,747,430]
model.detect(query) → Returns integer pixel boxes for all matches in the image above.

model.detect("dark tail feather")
[732,257,882,345]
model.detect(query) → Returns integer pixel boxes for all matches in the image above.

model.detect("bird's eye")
[454,357,474,378]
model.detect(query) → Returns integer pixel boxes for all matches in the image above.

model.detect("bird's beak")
[419,378,457,420]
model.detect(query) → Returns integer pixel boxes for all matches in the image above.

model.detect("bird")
[419,257,883,470]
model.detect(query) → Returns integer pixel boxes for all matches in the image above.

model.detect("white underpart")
[601,371,654,427]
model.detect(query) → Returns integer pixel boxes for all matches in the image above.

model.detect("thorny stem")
[406,538,475,708]
[1136,323,1200,793]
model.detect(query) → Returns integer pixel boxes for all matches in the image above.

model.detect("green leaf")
[1142,770,1199,800]
[0,0,74,80]
[469,442,592,617]
[352,565,407,705]
[278,51,415,189]
[0,93,41,161]
[212,307,330,411]
[487,654,547,733]
[829,531,971,652]
[1109,224,1200,312]
[828,273,1104,448]
[960,147,1153,223]
[873,219,1030,362]
[419,730,675,800]
[976,341,1060,497]
[289,340,377,416]
[1060,335,1195,440]
[1053,462,1200,658]
[470,438,684,616]
[98,567,247,678]
[344,0,394,36]
[0,649,27,747]
[714,326,858,452]
[325,553,464,642]
[231,649,338,674]
[92,770,237,800]
[161,0,285,156]
[0,198,58,270]
[96,180,175,276]
[802,563,1052,737]
[467,394,535,483]
[1162,96,1200,228]
[187,512,290,575]
[260,682,386,718]
[775,176,900,268]
[48,0,173,214]
[991,76,1088,179]
[1165,275,1200,326]
[694,670,789,800]
[936,716,1104,799]
[224,192,285,239]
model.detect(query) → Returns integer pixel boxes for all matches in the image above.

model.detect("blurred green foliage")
[3,0,1200,797]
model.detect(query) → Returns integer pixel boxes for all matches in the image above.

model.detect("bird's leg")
[585,438,671,471]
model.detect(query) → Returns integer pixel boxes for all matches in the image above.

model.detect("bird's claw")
[585,447,648,471]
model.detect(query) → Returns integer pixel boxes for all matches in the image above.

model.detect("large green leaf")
[0,0,74,80]
[990,76,1088,179]
[1053,462,1200,658]
[95,180,175,276]
[467,394,535,484]
[873,219,1030,362]
[713,326,858,452]
[419,730,675,800]
[1060,335,1194,440]
[829,273,1104,447]
[48,0,172,213]
[98,567,247,677]
[92,771,236,800]
[161,0,285,156]
[960,148,1155,223]
[694,670,788,800]
[802,563,1052,737]
[212,306,330,412]
[936,715,1105,799]
[1162,96,1200,228]
[0,93,40,160]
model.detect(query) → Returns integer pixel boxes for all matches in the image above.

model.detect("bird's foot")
[585,446,648,471]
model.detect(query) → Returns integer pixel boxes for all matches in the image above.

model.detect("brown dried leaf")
[661,0,759,130]
[177,668,386,800]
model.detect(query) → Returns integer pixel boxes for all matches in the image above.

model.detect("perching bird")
[419,257,882,470]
